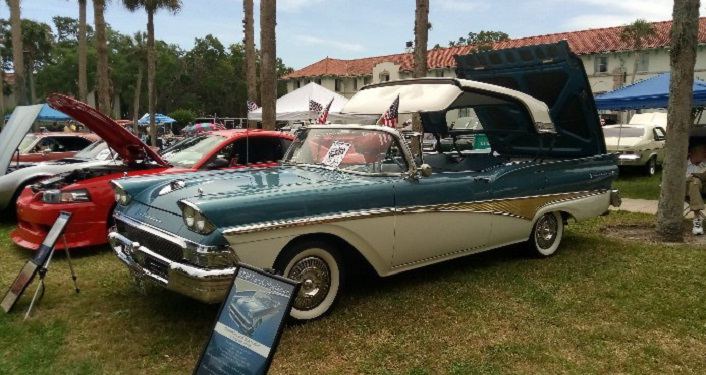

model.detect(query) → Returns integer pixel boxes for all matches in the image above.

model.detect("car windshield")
[73,141,116,161]
[603,127,644,138]
[18,134,38,153]
[161,134,225,167]
[283,128,409,175]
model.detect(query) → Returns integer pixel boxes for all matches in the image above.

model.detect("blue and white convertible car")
[109,42,620,320]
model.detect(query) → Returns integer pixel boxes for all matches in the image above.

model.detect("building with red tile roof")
[283,18,706,105]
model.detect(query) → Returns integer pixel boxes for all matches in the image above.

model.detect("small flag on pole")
[246,100,259,112]
[317,98,334,124]
[309,99,323,113]
[377,95,399,127]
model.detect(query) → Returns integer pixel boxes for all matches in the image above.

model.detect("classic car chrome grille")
[115,220,184,262]
[144,255,169,280]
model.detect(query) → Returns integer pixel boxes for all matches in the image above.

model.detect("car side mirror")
[418,163,432,177]
[208,157,229,169]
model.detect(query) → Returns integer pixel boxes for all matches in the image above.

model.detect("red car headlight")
[42,189,91,203]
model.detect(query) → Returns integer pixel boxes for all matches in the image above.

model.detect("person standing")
[686,144,706,234]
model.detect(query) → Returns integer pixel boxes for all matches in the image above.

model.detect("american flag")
[246,100,259,112]
[309,99,323,113]
[317,98,334,124]
[377,95,399,127]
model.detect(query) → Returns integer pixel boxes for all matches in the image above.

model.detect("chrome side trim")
[223,190,608,236]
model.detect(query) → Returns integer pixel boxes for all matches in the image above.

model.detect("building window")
[379,71,390,82]
[295,80,301,89]
[636,52,649,72]
[435,70,444,77]
[363,76,371,85]
[315,78,322,85]
[594,56,608,73]
[353,78,358,90]
[335,79,342,92]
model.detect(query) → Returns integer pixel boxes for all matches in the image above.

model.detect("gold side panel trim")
[222,190,607,236]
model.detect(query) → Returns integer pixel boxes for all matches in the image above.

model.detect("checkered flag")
[246,100,259,112]
[309,99,323,113]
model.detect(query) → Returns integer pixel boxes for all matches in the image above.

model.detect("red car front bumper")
[11,188,109,250]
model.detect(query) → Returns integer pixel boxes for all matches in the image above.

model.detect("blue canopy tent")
[138,113,176,126]
[595,73,706,110]
[4,103,73,121]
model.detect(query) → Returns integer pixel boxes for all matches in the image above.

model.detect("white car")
[603,124,666,175]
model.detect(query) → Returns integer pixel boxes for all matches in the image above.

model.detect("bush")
[168,108,196,134]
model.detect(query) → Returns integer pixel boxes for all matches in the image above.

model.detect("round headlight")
[183,205,196,227]
[195,212,206,231]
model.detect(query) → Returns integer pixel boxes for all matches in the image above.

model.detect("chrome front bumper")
[108,225,235,304]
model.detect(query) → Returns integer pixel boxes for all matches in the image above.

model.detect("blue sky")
[0,0,696,69]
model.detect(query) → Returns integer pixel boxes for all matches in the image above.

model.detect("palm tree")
[243,0,257,128]
[411,0,429,155]
[130,32,147,135]
[93,0,111,115]
[123,0,182,146]
[656,0,700,242]
[620,19,657,84]
[6,0,26,105]
[259,0,276,130]
[78,0,88,101]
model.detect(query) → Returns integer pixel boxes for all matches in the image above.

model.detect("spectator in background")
[686,144,706,235]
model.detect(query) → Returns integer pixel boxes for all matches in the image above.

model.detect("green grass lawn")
[614,168,662,200]
[1,212,706,374]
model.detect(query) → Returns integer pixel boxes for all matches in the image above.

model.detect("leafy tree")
[656,0,700,241]
[122,0,182,146]
[168,108,195,133]
[1,19,54,103]
[620,19,657,84]
[448,30,509,52]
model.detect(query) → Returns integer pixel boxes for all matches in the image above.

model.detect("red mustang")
[12,94,293,250]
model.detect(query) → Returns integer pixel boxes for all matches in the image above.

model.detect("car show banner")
[1,211,72,313]
[194,264,300,375]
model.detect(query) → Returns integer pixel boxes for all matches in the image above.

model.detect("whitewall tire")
[528,211,564,257]
[276,240,344,321]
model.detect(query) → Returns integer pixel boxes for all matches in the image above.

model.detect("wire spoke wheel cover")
[288,256,331,311]
[529,211,564,257]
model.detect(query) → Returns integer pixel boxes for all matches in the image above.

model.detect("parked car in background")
[0,141,117,214]
[603,124,666,175]
[108,42,620,322]
[11,94,293,250]
[14,132,98,164]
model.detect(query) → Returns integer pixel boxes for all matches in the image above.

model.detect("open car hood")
[47,94,168,166]
[0,104,44,176]
[455,41,606,157]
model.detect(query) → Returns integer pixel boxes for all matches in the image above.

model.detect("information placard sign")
[194,264,299,375]
[1,211,72,313]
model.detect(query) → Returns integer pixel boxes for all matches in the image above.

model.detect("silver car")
[0,141,118,212]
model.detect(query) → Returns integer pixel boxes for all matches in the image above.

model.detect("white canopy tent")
[248,82,375,123]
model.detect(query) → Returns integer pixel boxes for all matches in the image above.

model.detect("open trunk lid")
[455,41,606,157]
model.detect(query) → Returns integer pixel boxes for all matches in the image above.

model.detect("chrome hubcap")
[288,256,331,311]
[535,214,558,250]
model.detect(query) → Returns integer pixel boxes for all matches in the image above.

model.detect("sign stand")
[23,234,80,320]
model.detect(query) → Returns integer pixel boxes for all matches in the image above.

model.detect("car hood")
[455,41,605,157]
[46,94,168,166]
[0,104,44,176]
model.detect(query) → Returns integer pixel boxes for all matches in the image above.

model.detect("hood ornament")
[197,187,204,197]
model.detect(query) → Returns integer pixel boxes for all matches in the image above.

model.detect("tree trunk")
[0,66,5,127]
[631,50,640,84]
[94,0,111,116]
[147,9,157,146]
[656,0,700,242]
[28,63,36,104]
[8,0,26,105]
[244,0,257,128]
[259,0,276,130]
[132,64,143,135]
[411,0,429,156]
[78,0,88,101]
